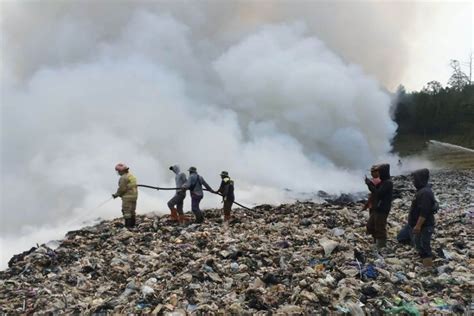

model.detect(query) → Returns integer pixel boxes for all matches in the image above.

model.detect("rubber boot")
[124,218,131,228]
[422,257,433,268]
[178,215,190,225]
[195,211,204,224]
[170,208,179,222]
[376,238,387,249]
[130,215,136,227]
[224,210,231,222]
[370,237,378,255]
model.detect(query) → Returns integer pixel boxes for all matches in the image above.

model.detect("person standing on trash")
[182,167,214,223]
[396,168,437,268]
[362,165,381,211]
[167,165,187,224]
[364,163,393,250]
[216,171,235,223]
[112,163,138,228]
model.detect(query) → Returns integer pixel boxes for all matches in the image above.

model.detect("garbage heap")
[1,170,473,314]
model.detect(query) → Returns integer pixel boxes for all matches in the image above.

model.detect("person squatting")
[363,164,438,268]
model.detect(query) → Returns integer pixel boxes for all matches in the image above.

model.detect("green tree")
[422,80,443,95]
[448,60,470,90]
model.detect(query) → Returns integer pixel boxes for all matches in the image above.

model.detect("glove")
[112,194,118,199]
[413,225,421,235]
[364,177,371,186]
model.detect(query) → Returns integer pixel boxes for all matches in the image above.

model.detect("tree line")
[393,59,474,148]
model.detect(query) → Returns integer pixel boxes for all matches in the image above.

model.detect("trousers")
[121,199,137,219]
[397,224,434,258]
[191,194,204,223]
[366,209,388,239]
[167,191,186,215]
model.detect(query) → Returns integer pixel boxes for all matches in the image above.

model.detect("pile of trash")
[1,170,473,314]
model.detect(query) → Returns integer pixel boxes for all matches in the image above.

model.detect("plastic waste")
[318,237,338,256]
[230,262,239,272]
[384,301,420,316]
[332,227,345,236]
[141,285,154,297]
[0,169,471,314]
[362,264,378,279]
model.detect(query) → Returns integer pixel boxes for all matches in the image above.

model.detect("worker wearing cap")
[182,167,214,223]
[216,171,235,222]
[112,163,138,228]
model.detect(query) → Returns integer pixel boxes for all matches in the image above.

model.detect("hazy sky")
[1,1,473,91]
[252,0,474,92]
[400,1,473,91]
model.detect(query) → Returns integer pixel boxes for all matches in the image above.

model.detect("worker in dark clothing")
[397,168,437,267]
[365,163,393,250]
[362,165,381,211]
[216,171,235,222]
[182,167,214,223]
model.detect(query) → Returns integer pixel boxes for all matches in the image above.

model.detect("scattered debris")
[0,170,472,313]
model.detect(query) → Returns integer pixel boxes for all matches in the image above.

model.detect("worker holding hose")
[168,165,188,224]
[216,171,235,223]
[182,167,214,223]
[112,163,138,228]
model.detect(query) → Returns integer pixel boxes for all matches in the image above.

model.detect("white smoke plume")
[0,2,402,268]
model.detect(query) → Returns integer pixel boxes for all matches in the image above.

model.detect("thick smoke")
[1,2,400,268]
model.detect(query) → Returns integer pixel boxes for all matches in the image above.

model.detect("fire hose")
[137,184,253,211]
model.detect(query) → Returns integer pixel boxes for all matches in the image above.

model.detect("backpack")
[189,175,202,191]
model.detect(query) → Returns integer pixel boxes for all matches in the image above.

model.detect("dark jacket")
[217,177,234,201]
[408,169,436,227]
[366,164,393,214]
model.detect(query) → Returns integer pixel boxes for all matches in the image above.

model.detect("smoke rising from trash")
[1,2,406,267]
